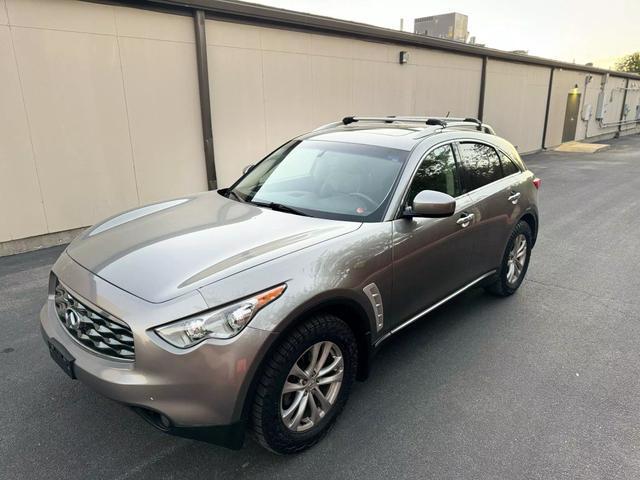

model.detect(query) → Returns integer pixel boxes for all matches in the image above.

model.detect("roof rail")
[313,116,495,135]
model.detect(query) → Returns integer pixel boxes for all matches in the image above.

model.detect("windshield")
[227,140,409,222]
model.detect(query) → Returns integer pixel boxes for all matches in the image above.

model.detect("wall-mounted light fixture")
[570,84,580,95]
[399,51,409,64]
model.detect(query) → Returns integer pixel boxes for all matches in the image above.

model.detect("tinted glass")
[406,144,459,204]
[499,151,520,176]
[229,140,409,222]
[458,142,503,191]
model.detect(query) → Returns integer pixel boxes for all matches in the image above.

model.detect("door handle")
[456,213,474,228]
[508,192,521,204]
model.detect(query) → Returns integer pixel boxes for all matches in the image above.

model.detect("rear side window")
[499,151,520,176]
[406,144,460,204]
[457,142,502,191]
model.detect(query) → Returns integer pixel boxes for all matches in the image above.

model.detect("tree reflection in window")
[458,143,503,191]
[407,144,459,204]
[499,151,520,176]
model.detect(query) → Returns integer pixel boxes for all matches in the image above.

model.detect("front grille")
[54,280,135,360]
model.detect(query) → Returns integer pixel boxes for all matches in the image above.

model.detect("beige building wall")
[0,22,48,242]
[543,69,640,149]
[1,1,638,246]
[575,73,604,141]
[545,72,640,146]
[206,20,482,186]
[483,60,550,154]
[0,0,206,243]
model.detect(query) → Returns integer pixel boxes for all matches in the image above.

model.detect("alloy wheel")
[280,341,344,432]
[506,233,527,285]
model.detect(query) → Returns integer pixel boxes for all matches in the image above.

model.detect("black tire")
[485,220,533,297]
[251,313,358,454]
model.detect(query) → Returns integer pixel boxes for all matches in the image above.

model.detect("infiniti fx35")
[41,116,540,454]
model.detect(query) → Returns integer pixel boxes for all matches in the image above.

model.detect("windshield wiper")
[250,201,310,217]
[226,189,244,202]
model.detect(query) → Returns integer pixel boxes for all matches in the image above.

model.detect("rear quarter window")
[499,151,521,176]
[457,142,503,191]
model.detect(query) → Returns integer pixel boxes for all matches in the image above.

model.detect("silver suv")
[41,116,540,454]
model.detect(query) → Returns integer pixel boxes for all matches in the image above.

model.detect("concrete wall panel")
[0,1,8,25]
[5,0,115,34]
[118,36,207,204]
[311,55,353,125]
[114,5,194,43]
[261,26,310,54]
[597,76,627,136]
[621,79,640,134]
[262,50,313,151]
[208,45,267,187]
[545,69,585,147]
[351,38,388,62]
[484,60,550,153]
[310,33,354,58]
[205,19,261,49]
[576,73,603,141]
[11,26,138,232]
[412,51,482,117]
[0,26,46,242]
[352,61,415,116]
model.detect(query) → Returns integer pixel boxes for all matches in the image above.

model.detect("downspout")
[477,56,488,121]
[193,10,218,190]
[541,67,554,149]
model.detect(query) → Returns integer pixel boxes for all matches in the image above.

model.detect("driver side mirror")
[242,164,254,175]
[404,190,456,218]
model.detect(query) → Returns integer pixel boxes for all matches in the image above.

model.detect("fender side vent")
[363,283,384,332]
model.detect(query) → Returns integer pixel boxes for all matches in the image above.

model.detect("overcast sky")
[251,0,638,68]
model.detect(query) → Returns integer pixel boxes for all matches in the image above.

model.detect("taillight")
[533,178,541,189]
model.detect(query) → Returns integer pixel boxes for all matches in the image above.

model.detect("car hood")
[67,192,361,303]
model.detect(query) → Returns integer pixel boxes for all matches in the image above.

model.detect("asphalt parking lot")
[2,134,640,480]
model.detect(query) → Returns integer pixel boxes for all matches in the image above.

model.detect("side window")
[457,142,502,191]
[406,144,460,204]
[499,151,520,176]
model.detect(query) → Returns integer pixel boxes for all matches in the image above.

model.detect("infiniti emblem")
[64,307,81,331]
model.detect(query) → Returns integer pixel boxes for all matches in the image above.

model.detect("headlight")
[155,284,286,348]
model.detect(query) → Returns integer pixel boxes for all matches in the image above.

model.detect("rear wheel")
[485,220,532,297]
[251,313,357,454]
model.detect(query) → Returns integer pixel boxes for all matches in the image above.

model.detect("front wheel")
[250,314,358,454]
[485,220,533,297]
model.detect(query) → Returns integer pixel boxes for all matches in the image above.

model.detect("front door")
[391,143,480,328]
[562,93,581,143]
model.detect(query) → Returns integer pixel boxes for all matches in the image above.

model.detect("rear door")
[391,143,481,327]
[455,141,524,274]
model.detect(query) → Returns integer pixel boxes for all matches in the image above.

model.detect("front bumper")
[41,254,278,449]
